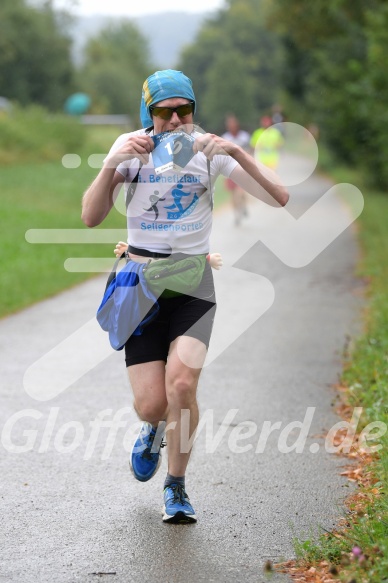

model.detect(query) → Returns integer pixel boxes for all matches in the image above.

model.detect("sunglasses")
[149,101,195,120]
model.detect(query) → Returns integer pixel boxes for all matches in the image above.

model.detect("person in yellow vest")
[250,116,284,170]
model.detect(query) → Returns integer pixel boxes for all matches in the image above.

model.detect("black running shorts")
[124,262,216,367]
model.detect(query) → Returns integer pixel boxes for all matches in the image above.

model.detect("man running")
[82,69,288,524]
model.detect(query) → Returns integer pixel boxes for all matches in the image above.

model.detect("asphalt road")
[0,153,364,583]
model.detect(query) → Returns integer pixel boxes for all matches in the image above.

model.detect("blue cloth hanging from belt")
[97,259,159,351]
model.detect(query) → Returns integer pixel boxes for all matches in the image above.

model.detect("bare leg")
[164,336,207,477]
[231,187,247,225]
[127,360,168,425]
[127,342,205,476]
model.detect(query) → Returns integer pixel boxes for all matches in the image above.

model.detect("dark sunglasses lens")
[152,107,172,120]
[176,103,193,117]
[151,103,194,120]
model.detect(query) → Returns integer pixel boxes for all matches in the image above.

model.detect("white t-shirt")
[107,129,238,254]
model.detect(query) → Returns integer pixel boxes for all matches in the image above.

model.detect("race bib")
[152,131,195,174]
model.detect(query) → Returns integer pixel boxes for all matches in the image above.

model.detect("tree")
[178,0,283,131]
[78,21,154,119]
[201,51,256,133]
[0,0,74,110]
[361,5,388,186]
[268,0,388,187]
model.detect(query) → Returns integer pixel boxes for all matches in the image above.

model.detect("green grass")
[0,125,231,318]
[0,159,128,317]
[290,150,388,582]
[293,530,349,565]
[0,105,87,165]
[0,124,127,317]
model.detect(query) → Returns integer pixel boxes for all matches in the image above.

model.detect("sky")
[54,0,225,17]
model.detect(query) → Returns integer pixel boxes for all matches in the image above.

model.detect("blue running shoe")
[130,422,165,482]
[162,484,197,524]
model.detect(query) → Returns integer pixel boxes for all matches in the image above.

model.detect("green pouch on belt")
[143,254,207,298]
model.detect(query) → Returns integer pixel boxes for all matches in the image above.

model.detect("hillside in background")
[70,11,213,69]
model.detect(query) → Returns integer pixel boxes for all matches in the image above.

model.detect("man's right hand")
[106,135,155,167]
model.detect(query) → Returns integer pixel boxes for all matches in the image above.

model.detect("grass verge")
[0,158,129,317]
[275,151,388,582]
[0,125,125,318]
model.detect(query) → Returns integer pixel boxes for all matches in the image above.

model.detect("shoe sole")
[129,453,162,482]
[162,507,197,524]
[129,423,166,482]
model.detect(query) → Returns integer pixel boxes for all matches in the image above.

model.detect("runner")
[250,116,284,170]
[82,69,288,524]
[221,114,251,225]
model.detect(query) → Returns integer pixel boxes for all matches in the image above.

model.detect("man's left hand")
[193,133,238,160]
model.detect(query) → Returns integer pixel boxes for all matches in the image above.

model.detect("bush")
[0,104,86,164]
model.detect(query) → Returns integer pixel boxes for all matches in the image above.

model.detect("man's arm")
[228,153,288,208]
[81,134,154,228]
[81,168,124,228]
[194,133,289,207]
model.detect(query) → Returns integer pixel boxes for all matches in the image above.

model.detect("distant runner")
[222,114,251,225]
[250,116,284,170]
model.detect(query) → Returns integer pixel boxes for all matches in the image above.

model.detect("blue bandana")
[140,69,196,128]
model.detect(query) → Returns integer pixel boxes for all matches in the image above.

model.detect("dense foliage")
[0,0,152,121]
[77,21,153,121]
[179,0,388,187]
[0,105,86,164]
[1,0,387,187]
[179,0,284,133]
[0,0,74,110]
[268,0,388,188]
